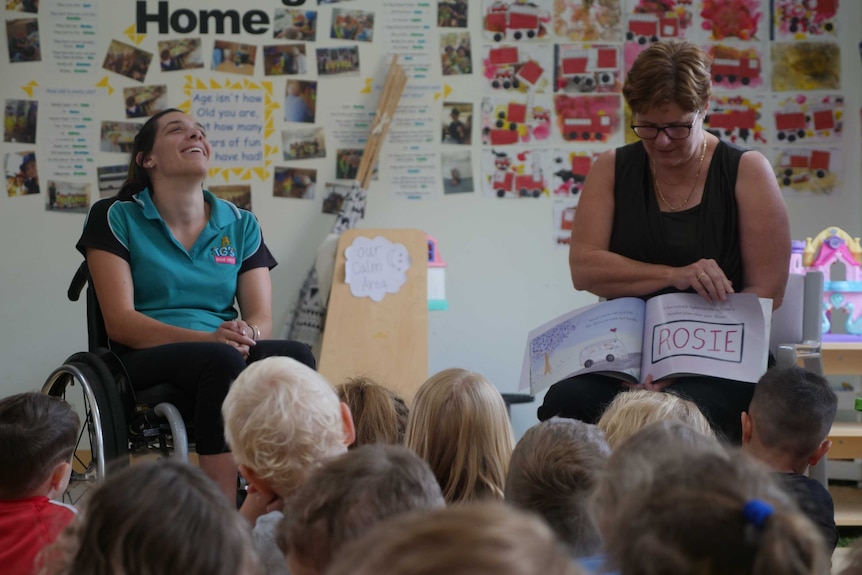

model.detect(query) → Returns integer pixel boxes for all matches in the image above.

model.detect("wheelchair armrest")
[776,342,823,375]
[68,261,89,302]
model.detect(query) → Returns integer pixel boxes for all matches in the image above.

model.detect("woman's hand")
[675,258,734,303]
[213,320,256,359]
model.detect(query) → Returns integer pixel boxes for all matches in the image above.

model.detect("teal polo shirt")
[77,189,276,332]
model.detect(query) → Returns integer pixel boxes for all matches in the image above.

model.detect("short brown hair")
[505,418,609,557]
[280,443,444,573]
[327,502,585,575]
[622,40,711,115]
[0,393,80,499]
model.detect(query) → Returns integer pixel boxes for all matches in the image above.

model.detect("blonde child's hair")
[326,502,585,575]
[606,449,830,575]
[335,376,408,448]
[405,368,515,504]
[596,389,714,449]
[222,356,345,496]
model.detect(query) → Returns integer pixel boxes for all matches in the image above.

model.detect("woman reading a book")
[537,40,790,444]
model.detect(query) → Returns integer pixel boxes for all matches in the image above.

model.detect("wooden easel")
[318,229,428,402]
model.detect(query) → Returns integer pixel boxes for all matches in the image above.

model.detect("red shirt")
[0,496,77,575]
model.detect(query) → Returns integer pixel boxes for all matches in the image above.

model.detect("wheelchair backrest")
[68,261,111,353]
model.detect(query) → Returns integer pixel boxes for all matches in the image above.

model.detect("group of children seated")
[0,360,858,574]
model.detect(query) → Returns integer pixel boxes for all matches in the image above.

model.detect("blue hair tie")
[743,499,774,530]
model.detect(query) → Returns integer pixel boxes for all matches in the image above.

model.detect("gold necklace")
[652,136,708,212]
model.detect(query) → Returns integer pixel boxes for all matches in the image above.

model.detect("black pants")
[537,373,756,444]
[117,340,315,455]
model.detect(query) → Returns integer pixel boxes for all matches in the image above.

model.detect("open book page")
[524,298,646,394]
[641,293,771,383]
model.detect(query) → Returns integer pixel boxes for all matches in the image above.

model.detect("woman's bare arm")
[735,151,791,310]
[236,267,274,339]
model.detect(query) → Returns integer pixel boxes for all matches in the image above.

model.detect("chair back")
[770,271,824,374]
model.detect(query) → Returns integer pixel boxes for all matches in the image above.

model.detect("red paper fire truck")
[490,150,547,198]
[485,1,543,42]
[556,45,619,92]
[487,45,545,90]
[711,49,761,86]
[776,149,832,187]
[625,13,680,44]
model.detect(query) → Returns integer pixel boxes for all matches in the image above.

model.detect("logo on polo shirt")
[212,235,237,264]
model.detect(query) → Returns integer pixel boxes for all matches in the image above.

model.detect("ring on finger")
[697,271,708,281]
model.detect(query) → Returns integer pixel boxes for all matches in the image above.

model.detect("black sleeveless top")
[609,140,746,299]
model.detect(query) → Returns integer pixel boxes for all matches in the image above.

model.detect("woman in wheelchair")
[75,108,315,501]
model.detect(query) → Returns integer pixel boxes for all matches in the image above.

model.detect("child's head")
[222,357,354,497]
[744,366,837,464]
[405,368,515,504]
[505,418,609,557]
[335,376,409,448]
[326,502,585,575]
[279,443,445,575]
[43,460,260,575]
[593,419,724,536]
[596,388,714,449]
[604,449,830,575]
[0,392,79,500]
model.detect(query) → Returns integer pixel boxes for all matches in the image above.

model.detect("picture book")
[520,292,772,395]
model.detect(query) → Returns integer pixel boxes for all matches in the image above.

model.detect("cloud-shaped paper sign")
[344,236,411,302]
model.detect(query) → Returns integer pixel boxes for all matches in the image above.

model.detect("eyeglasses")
[631,110,700,140]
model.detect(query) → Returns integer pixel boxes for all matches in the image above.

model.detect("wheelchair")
[42,262,192,504]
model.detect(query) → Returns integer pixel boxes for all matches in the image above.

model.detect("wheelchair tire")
[44,358,129,478]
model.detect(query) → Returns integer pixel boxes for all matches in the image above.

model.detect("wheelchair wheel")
[42,355,128,504]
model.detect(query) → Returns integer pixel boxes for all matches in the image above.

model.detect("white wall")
[1,0,860,439]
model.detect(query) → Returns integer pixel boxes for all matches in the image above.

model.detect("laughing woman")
[77,108,315,500]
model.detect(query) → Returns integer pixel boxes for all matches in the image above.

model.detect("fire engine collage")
[466,0,845,247]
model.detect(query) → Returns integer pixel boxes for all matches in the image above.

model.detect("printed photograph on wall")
[6,0,39,13]
[771,42,840,91]
[274,9,318,41]
[553,0,622,41]
[157,38,204,72]
[100,121,141,153]
[331,8,375,42]
[481,95,553,146]
[554,93,621,144]
[263,44,308,76]
[772,0,838,40]
[438,0,468,28]
[703,95,767,146]
[772,94,843,144]
[123,85,168,119]
[4,99,37,143]
[212,40,257,76]
[441,150,474,194]
[97,165,126,198]
[554,44,621,94]
[210,184,252,211]
[283,126,326,160]
[441,31,472,75]
[698,0,764,41]
[322,182,351,214]
[274,167,317,199]
[316,46,360,75]
[7,18,40,62]
[481,147,551,199]
[45,180,90,213]
[482,43,551,93]
[706,44,766,90]
[482,0,551,42]
[442,102,473,145]
[5,150,38,196]
[284,80,317,123]
[103,40,151,82]
[771,146,842,196]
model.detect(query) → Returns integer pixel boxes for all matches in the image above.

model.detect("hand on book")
[623,374,675,392]
[676,259,734,304]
